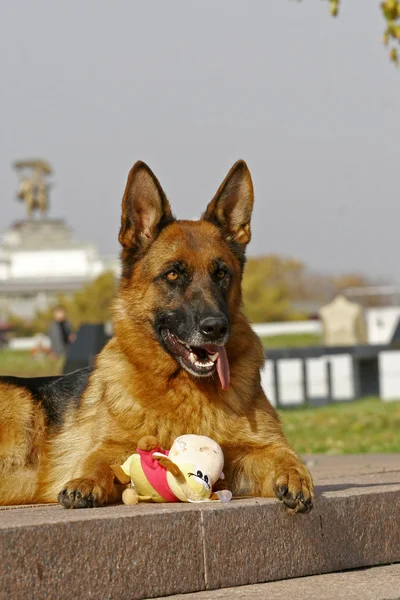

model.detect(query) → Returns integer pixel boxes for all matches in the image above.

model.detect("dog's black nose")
[199,314,229,341]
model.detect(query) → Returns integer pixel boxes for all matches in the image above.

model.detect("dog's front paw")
[273,458,314,514]
[58,478,108,509]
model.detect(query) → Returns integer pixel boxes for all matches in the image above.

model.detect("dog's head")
[115,160,254,390]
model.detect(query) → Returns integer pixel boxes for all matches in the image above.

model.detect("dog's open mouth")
[161,329,230,390]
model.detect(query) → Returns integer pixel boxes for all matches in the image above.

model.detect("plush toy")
[111,434,232,505]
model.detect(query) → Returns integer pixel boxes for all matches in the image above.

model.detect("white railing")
[8,336,51,351]
[251,321,321,338]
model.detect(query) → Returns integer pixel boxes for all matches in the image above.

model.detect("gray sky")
[1,0,399,281]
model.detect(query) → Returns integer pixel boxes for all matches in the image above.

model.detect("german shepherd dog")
[0,161,314,512]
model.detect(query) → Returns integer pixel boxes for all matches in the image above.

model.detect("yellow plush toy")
[112,434,232,505]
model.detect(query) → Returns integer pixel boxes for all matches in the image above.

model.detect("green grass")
[0,350,63,377]
[279,397,400,454]
[261,333,321,349]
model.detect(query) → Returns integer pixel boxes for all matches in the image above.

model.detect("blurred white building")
[0,219,119,319]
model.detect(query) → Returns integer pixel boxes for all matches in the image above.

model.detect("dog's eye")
[166,270,179,281]
[216,270,226,280]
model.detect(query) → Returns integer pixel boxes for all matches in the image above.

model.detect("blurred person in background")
[48,305,76,358]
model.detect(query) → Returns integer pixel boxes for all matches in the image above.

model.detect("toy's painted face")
[187,467,211,490]
[178,464,213,501]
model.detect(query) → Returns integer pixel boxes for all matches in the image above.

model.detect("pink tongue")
[216,346,230,391]
[204,345,230,390]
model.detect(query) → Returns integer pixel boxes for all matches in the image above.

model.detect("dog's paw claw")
[58,479,107,509]
[273,462,314,514]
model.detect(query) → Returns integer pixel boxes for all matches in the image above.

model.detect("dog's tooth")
[189,352,196,363]
[195,360,213,368]
[209,352,219,362]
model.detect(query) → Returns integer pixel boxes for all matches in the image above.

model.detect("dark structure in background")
[265,312,400,407]
[0,324,12,348]
[63,324,111,374]
[391,320,400,348]
[266,344,388,408]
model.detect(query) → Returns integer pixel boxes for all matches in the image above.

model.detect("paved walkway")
[152,564,400,600]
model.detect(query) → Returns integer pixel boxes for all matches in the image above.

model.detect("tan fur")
[0,161,314,512]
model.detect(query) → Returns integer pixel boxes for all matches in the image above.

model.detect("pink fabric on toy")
[137,446,179,502]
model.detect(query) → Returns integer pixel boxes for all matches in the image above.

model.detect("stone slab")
[200,480,400,590]
[0,503,205,600]
[152,563,400,599]
[1,455,400,600]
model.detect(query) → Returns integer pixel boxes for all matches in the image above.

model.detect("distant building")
[0,159,120,320]
[0,219,119,320]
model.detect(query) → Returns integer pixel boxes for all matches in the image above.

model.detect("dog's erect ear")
[203,160,254,249]
[118,161,174,252]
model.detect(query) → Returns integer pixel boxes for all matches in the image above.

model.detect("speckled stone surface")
[0,503,205,600]
[1,455,399,600]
